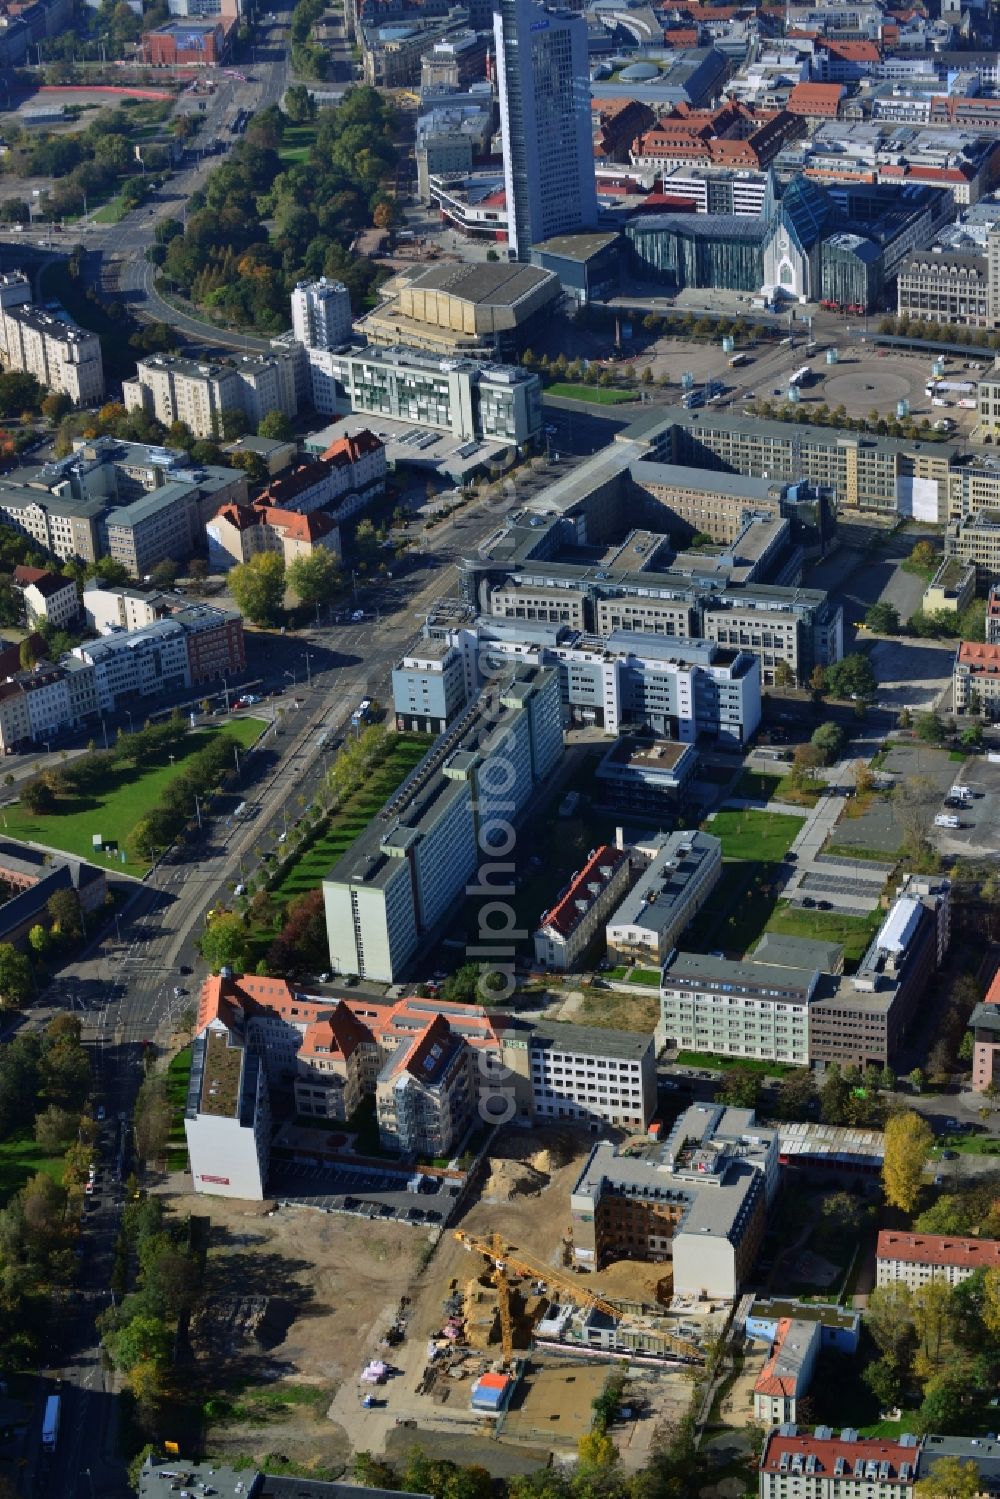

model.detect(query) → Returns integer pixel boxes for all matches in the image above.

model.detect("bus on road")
[42,1395,60,1452]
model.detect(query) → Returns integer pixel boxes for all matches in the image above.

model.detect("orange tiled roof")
[877,1229,1000,1269]
[762,1431,916,1483]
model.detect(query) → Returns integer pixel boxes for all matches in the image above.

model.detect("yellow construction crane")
[453,1231,703,1364]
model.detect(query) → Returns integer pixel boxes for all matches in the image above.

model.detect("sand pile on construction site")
[593,1258,673,1306]
[484,1157,550,1200]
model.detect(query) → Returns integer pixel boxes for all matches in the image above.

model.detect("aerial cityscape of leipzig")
[8,0,1000,1495]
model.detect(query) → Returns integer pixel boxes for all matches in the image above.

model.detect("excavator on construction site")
[453,1231,703,1366]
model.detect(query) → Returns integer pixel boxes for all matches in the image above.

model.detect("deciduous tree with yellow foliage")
[882,1110,932,1212]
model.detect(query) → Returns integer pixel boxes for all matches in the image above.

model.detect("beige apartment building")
[207,503,341,571]
[124,351,300,439]
[897,249,991,329]
[0,303,104,406]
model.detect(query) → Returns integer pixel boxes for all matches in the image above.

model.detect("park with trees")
[157,89,399,333]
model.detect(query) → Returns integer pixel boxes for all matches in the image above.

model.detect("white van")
[934,814,960,828]
[951,785,972,800]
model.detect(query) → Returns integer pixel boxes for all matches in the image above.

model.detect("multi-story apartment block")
[124,351,300,439]
[533,845,632,971]
[12,567,79,630]
[759,1430,922,1499]
[0,488,105,565]
[207,503,341,572]
[376,1011,475,1156]
[0,661,98,753]
[605,830,722,968]
[183,975,659,1195]
[659,951,818,1066]
[392,639,469,734]
[969,965,1000,1091]
[954,639,1000,714]
[83,583,180,635]
[753,1317,822,1425]
[174,604,246,684]
[73,621,191,711]
[415,102,493,200]
[308,430,387,521]
[434,618,763,743]
[570,1104,779,1298]
[945,510,1000,583]
[324,665,563,982]
[808,874,951,1069]
[290,278,352,351]
[70,605,243,709]
[0,448,246,574]
[0,296,104,406]
[988,584,1000,645]
[656,874,950,1069]
[897,249,990,329]
[303,344,542,448]
[527,1020,656,1132]
[637,407,955,521]
[243,431,385,521]
[876,1229,1000,1289]
[103,484,201,578]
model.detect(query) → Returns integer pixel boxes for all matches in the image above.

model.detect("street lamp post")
[125,710,134,735]
[284,669,296,689]
[304,651,312,689]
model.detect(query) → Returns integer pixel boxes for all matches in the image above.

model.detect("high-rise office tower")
[291,278,352,351]
[493,0,598,261]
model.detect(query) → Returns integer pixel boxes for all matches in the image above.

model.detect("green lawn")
[824,841,901,862]
[733,770,782,802]
[1,719,265,876]
[0,1135,65,1205]
[764,901,882,972]
[704,808,805,862]
[165,1047,192,1173]
[676,1050,796,1076]
[931,1132,1000,1157]
[733,770,826,808]
[547,382,637,405]
[683,861,784,957]
[93,195,129,224]
[278,123,317,164]
[858,1412,922,1439]
[630,968,661,986]
[267,735,428,903]
[680,810,804,957]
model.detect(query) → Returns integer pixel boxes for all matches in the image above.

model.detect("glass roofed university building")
[625,172,935,311]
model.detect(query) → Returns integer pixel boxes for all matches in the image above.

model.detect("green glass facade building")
[625,213,766,293]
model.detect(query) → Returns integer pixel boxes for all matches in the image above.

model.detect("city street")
[1,443,581,1496]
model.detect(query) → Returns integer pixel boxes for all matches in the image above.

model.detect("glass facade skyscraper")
[494,0,598,261]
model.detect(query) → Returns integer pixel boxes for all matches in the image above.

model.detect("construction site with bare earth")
[164,1123,727,1478]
